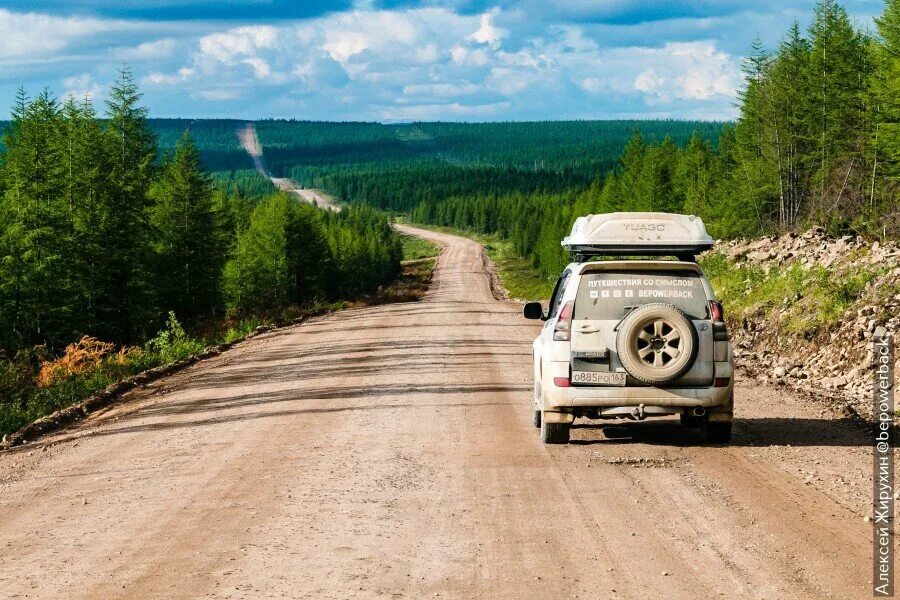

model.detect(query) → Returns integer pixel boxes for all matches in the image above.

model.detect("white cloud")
[469,9,507,47]
[402,82,481,97]
[119,38,177,60]
[0,9,123,63]
[450,45,491,67]
[199,25,280,63]
[579,77,606,94]
[628,42,738,102]
[242,57,273,79]
[319,11,429,65]
[144,66,194,86]
[195,88,243,101]
[134,8,741,119]
[486,66,537,95]
[634,67,665,94]
[62,73,103,101]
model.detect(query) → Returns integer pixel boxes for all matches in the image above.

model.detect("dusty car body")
[524,213,733,444]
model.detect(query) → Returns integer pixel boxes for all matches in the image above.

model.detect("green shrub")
[145,312,206,364]
[700,252,880,337]
[221,317,267,344]
[0,356,34,407]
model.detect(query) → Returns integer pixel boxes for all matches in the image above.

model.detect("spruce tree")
[62,96,113,336]
[769,21,815,227]
[808,0,868,204]
[0,89,73,349]
[224,194,294,312]
[676,133,714,220]
[872,0,900,179]
[617,130,645,209]
[103,64,158,341]
[150,130,223,321]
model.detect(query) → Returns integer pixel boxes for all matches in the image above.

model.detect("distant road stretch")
[236,122,340,212]
[271,177,341,212]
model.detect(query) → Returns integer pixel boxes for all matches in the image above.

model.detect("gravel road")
[270,178,341,212]
[236,122,340,212]
[0,226,882,599]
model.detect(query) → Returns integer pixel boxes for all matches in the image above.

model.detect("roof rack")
[562,212,714,262]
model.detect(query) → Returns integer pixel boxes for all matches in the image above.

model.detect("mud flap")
[542,411,575,424]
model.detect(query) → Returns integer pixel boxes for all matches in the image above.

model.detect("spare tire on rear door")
[616,303,698,385]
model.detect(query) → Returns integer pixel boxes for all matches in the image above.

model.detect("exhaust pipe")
[691,407,706,417]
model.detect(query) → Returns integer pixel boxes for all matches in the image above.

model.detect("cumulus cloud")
[606,42,740,103]
[0,3,752,119]
[0,9,122,63]
[138,5,740,119]
[119,38,178,60]
[199,26,279,63]
[469,9,507,47]
[62,73,104,101]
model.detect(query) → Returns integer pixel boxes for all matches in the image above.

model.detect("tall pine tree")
[102,64,158,342]
[151,130,224,321]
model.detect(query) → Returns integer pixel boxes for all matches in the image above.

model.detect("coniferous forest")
[0,69,401,354]
[0,68,400,432]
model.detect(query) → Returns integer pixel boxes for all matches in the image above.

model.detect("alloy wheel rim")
[635,319,682,367]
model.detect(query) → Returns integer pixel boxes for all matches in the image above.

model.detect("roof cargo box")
[562,212,714,258]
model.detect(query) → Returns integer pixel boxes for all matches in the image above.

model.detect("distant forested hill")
[143,118,723,173]
[1,118,253,170]
[250,119,724,211]
[4,117,724,208]
[252,120,723,173]
[152,118,252,171]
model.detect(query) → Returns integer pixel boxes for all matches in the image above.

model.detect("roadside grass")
[0,313,265,437]
[366,258,436,303]
[482,239,555,301]
[399,220,555,300]
[699,253,882,338]
[401,234,441,261]
[0,258,438,440]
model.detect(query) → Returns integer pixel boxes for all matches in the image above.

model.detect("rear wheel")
[533,409,542,428]
[540,416,570,444]
[701,421,732,443]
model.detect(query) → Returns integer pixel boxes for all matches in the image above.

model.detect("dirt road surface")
[270,178,341,212]
[235,122,340,212]
[0,226,883,599]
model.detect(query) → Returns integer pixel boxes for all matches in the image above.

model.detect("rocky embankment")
[708,228,899,421]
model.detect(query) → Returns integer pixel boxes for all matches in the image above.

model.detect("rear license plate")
[571,371,626,386]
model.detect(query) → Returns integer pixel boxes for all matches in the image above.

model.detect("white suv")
[524,213,734,444]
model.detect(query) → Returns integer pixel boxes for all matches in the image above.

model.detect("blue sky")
[0,0,884,121]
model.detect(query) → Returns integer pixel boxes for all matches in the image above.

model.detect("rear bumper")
[541,363,734,411]
[545,385,732,408]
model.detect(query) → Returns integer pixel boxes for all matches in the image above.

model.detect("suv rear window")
[574,270,709,320]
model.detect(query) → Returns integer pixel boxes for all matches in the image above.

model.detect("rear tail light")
[714,377,730,388]
[553,377,571,388]
[553,301,574,341]
[708,300,724,322]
